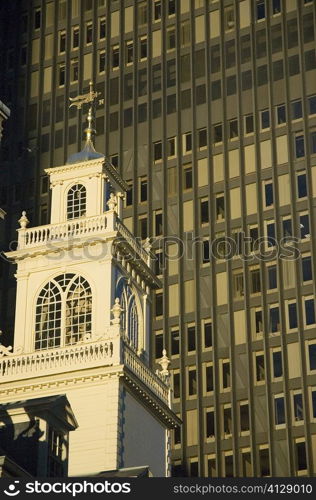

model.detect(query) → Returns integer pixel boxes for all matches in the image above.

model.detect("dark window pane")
[273,351,283,378]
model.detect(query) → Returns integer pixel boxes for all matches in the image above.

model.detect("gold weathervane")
[69,81,101,110]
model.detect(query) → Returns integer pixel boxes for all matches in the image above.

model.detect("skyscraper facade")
[1,0,316,477]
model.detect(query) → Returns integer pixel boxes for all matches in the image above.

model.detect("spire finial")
[69,81,100,147]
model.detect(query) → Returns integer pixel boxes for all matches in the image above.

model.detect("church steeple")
[0,83,180,477]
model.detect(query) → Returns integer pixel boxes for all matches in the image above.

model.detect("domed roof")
[66,139,104,165]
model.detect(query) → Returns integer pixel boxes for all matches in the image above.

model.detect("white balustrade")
[116,219,150,265]
[18,214,108,249]
[0,340,114,382]
[123,344,169,404]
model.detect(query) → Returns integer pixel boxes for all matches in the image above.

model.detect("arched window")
[116,278,140,351]
[35,282,62,350]
[67,184,86,220]
[35,274,92,350]
[128,296,139,350]
[65,276,92,345]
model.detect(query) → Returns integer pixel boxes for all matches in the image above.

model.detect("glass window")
[240,404,250,432]
[269,306,280,332]
[256,30,266,58]
[312,390,316,418]
[255,310,263,334]
[267,222,276,247]
[277,104,286,125]
[268,265,277,290]
[256,0,265,20]
[154,0,161,21]
[168,0,176,16]
[171,329,180,356]
[200,199,209,224]
[72,26,79,49]
[187,326,196,352]
[311,131,316,154]
[261,110,270,130]
[184,166,193,190]
[139,177,147,203]
[34,8,41,29]
[155,333,163,358]
[216,195,225,221]
[288,303,298,329]
[139,37,148,60]
[271,24,282,52]
[206,410,215,438]
[203,240,210,264]
[308,95,316,115]
[274,397,285,425]
[264,182,273,207]
[112,46,120,68]
[86,23,93,44]
[125,41,133,64]
[309,344,316,371]
[305,49,316,71]
[213,124,223,143]
[302,256,312,282]
[198,128,207,149]
[283,218,292,237]
[291,100,303,120]
[272,0,281,14]
[293,393,303,421]
[167,27,176,50]
[296,442,307,471]
[59,31,66,53]
[206,365,214,392]
[229,119,238,139]
[155,292,163,317]
[300,214,310,239]
[188,369,197,396]
[222,361,231,389]
[138,2,147,25]
[256,354,265,382]
[245,114,254,134]
[225,40,235,68]
[305,298,315,325]
[227,75,236,96]
[257,65,268,85]
[295,134,305,158]
[154,141,162,162]
[273,351,283,378]
[211,45,221,73]
[99,17,106,39]
[204,322,212,348]
[242,70,252,91]
[297,173,307,198]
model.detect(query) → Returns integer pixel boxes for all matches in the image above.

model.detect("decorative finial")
[18,211,29,229]
[69,81,101,147]
[107,192,117,211]
[158,349,170,376]
[143,237,152,252]
[111,298,124,325]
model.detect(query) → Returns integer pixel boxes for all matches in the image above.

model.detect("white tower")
[0,85,179,477]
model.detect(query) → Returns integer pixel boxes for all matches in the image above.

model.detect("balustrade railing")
[0,340,114,382]
[18,214,108,248]
[123,344,169,403]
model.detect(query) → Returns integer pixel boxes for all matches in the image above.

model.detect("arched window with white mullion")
[35,274,92,350]
[66,184,86,220]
